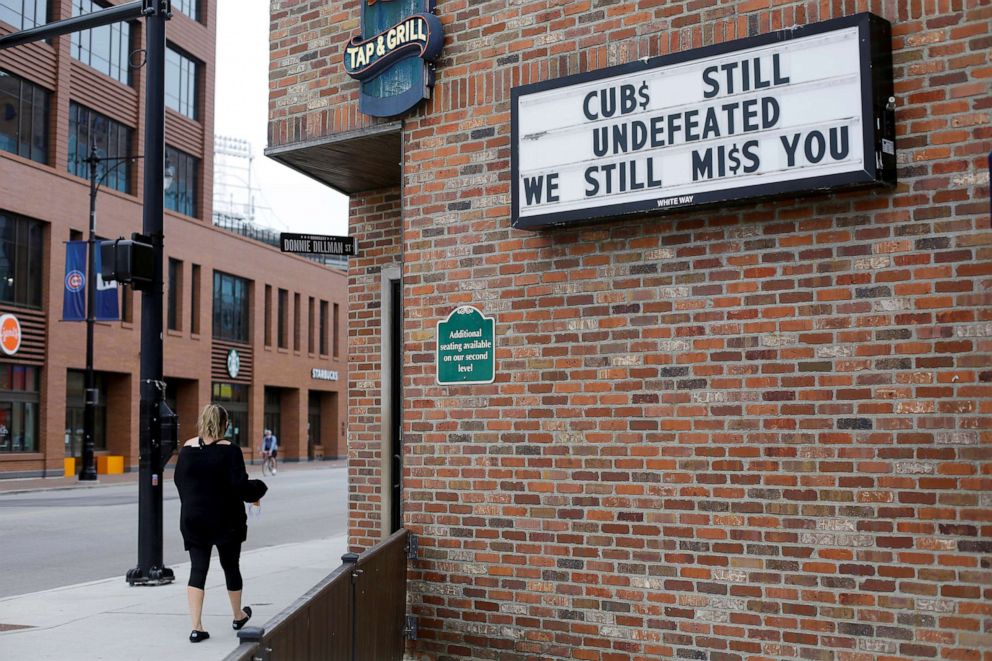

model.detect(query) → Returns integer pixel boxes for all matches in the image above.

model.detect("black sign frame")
[279,233,356,256]
[510,12,896,231]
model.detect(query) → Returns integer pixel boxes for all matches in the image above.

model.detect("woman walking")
[175,404,268,643]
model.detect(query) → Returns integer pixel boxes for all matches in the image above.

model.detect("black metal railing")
[225,529,414,661]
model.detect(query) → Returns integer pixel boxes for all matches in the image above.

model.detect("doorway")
[388,278,402,533]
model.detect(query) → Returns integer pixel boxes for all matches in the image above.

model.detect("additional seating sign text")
[511,13,894,229]
[436,306,495,385]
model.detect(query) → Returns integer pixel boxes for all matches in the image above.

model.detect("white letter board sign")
[511,13,895,230]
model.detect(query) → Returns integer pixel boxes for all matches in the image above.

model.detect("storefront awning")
[264,122,402,195]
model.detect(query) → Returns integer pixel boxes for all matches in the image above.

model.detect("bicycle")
[261,451,276,476]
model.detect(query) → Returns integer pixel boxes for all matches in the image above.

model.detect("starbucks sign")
[436,306,495,385]
[227,349,241,379]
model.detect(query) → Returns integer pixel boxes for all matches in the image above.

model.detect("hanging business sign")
[0,313,21,356]
[436,306,495,385]
[511,13,895,230]
[343,0,444,118]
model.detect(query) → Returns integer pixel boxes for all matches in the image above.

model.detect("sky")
[213,0,349,236]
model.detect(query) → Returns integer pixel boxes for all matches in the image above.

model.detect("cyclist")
[261,429,279,475]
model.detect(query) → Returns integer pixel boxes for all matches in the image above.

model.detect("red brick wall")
[272,0,992,658]
[347,189,403,550]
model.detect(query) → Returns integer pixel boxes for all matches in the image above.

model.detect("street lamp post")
[79,148,171,482]
[79,147,105,481]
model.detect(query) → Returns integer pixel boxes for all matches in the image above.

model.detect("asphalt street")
[0,464,348,598]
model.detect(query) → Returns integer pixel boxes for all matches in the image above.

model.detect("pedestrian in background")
[261,428,279,474]
[175,404,268,643]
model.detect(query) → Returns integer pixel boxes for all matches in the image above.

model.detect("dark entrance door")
[389,278,402,533]
[308,391,321,460]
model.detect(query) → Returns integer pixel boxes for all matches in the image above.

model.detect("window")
[167,258,182,331]
[333,303,340,358]
[0,0,46,30]
[65,370,107,454]
[264,285,272,347]
[293,293,301,352]
[212,382,248,447]
[0,70,48,164]
[0,211,44,308]
[190,264,200,334]
[319,300,328,355]
[0,363,39,453]
[307,297,315,354]
[164,145,198,217]
[165,46,198,119]
[171,0,198,21]
[212,271,250,343]
[68,103,133,194]
[277,288,288,349]
[70,0,133,85]
[307,392,322,452]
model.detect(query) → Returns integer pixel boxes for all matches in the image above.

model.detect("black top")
[174,440,267,550]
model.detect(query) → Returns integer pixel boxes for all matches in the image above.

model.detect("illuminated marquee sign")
[511,13,895,230]
[343,0,444,118]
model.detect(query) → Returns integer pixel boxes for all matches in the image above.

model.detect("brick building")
[0,0,347,478]
[270,1,990,659]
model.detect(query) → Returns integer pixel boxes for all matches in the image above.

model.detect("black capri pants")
[187,541,243,591]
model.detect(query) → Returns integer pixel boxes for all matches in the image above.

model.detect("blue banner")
[94,247,118,321]
[62,241,119,322]
[62,241,86,322]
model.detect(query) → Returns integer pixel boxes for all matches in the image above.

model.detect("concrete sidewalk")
[0,535,349,661]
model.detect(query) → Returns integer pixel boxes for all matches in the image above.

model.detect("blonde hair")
[197,404,229,440]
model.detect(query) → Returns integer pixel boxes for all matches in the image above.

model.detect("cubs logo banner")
[342,0,444,118]
[63,241,119,322]
[63,241,86,321]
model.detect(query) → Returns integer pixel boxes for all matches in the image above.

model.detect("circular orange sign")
[0,314,21,356]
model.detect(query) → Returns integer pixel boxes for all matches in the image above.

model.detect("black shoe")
[233,605,252,630]
[189,630,210,643]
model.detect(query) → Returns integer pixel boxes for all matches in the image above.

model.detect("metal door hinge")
[403,615,418,640]
[406,534,418,560]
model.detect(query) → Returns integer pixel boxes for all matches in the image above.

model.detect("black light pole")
[128,1,173,586]
[0,0,176,585]
[81,149,100,481]
[80,148,153,482]
[79,144,106,481]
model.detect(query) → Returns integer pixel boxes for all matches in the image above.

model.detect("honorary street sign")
[511,13,895,230]
[280,233,356,256]
[436,306,495,385]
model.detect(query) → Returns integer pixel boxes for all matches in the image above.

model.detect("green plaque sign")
[436,306,495,385]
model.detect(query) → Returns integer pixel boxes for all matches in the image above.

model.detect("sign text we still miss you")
[511,14,895,230]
